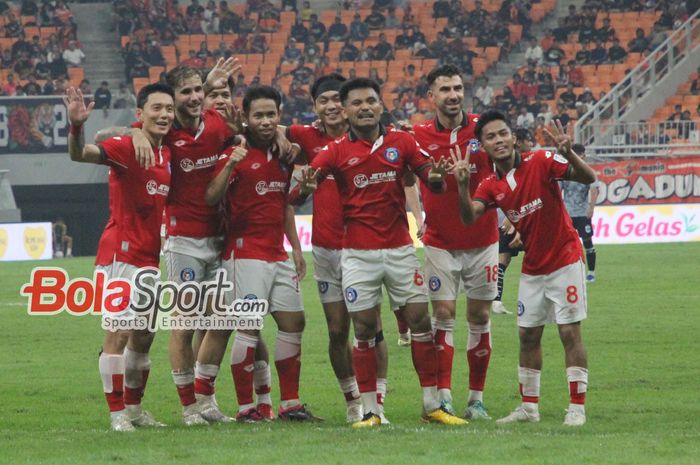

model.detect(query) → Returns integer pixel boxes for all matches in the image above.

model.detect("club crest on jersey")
[244,294,258,300]
[318,281,329,294]
[180,158,195,172]
[180,267,195,282]
[414,270,424,286]
[384,147,400,163]
[345,287,358,303]
[468,138,480,154]
[429,276,441,292]
[517,301,525,316]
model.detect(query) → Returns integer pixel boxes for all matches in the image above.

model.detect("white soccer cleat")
[110,411,136,432]
[126,405,166,427]
[197,394,234,423]
[563,408,586,427]
[496,405,540,424]
[346,401,363,423]
[397,332,411,347]
[492,301,512,315]
[378,412,391,425]
[183,403,210,426]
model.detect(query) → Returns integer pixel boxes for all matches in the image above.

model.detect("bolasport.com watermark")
[20,267,268,332]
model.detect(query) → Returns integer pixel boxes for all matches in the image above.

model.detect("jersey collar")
[495,150,522,180]
[172,115,206,140]
[347,123,387,143]
[435,112,468,145]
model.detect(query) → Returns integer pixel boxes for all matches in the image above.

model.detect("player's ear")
[136,107,144,123]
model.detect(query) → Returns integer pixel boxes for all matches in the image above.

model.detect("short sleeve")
[207,109,234,141]
[473,177,496,208]
[212,146,239,181]
[98,136,135,172]
[405,135,431,173]
[539,149,569,180]
[309,141,336,176]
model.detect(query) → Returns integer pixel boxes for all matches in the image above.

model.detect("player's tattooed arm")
[284,204,306,280]
[64,87,103,164]
[544,120,596,184]
[205,142,247,206]
[450,144,486,224]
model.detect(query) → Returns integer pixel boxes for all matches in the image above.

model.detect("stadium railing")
[574,8,700,148]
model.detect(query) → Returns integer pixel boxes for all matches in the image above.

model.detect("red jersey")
[214,143,293,262]
[414,114,498,250]
[310,127,437,250]
[164,109,234,238]
[96,136,171,268]
[474,150,583,275]
[288,124,343,249]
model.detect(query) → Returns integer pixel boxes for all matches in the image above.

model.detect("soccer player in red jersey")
[452,111,595,427]
[412,65,499,419]
[207,86,318,422]
[64,83,175,431]
[294,78,467,427]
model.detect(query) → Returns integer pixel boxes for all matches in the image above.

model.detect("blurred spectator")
[23,74,42,95]
[628,28,650,53]
[350,13,368,41]
[251,33,269,53]
[390,98,407,121]
[339,40,359,61]
[113,82,136,109]
[369,68,384,87]
[433,0,450,18]
[291,16,309,43]
[590,40,608,64]
[94,81,112,110]
[608,38,627,63]
[282,38,302,64]
[63,40,85,67]
[3,73,18,96]
[386,7,400,28]
[372,33,394,60]
[575,42,591,65]
[578,17,597,44]
[79,79,92,94]
[364,6,386,30]
[544,39,565,66]
[559,83,578,109]
[538,74,555,100]
[597,17,615,42]
[474,77,494,106]
[516,106,535,129]
[395,24,413,49]
[303,38,322,65]
[568,61,584,87]
[328,16,348,41]
[300,1,312,21]
[525,38,543,66]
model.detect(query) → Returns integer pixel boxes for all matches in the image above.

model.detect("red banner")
[591,156,700,205]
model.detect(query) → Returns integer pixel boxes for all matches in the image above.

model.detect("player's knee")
[129,330,155,352]
[467,300,491,324]
[558,323,582,348]
[328,323,349,346]
[432,301,455,321]
[518,327,542,349]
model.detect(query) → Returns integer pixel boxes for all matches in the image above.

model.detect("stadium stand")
[0,0,86,95]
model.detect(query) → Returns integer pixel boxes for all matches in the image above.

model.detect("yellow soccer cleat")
[352,413,382,429]
[422,407,469,425]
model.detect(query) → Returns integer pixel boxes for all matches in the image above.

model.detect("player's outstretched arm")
[450,144,486,224]
[544,120,596,184]
[64,87,102,164]
[204,56,242,95]
[284,204,306,280]
[205,142,247,206]
[288,166,320,205]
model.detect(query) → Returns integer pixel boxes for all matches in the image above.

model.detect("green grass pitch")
[1,243,699,464]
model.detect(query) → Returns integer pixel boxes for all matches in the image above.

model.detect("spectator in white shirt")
[474,77,494,106]
[524,38,543,66]
[62,40,85,67]
[516,105,535,129]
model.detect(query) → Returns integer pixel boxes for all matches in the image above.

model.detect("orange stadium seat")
[68,68,84,87]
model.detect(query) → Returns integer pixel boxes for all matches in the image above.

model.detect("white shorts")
[163,236,223,283]
[517,260,588,328]
[222,257,303,313]
[424,243,498,301]
[312,246,344,304]
[341,245,429,313]
[95,261,156,321]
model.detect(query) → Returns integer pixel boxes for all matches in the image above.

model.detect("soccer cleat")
[197,395,233,423]
[398,332,411,347]
[256,403,275,421]
[346,401,364,423]
[378,412,391,425]
[492,301,512,315]
[464,400,492,420]
[563,408,586,426]
[351,412,381,429]
[278,404,324,422]
[496,405,540,424]
[128,409,166,427]
[422,407,468,425]
[586,273,596,283]
[236,407,265,423]
[440,399,456,416]
[110,411,136,432]
[182,404,209,426]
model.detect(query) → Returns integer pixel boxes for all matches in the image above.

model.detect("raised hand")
[298,166,319,195]
[227,139,247,168]
[428,156,451,184]
[449,144,471,186]
[222,102,244,134]
[63,87,94,126]
[543,119,572,157]
[206,57,242,90]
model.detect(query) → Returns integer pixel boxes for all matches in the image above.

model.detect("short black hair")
[426,64,463,87]
[514,127,533,143]
[339,78,381,104]
[475,110,509,141]
[572,143,585,154]
[311,73,346,101]
[137,83,175,109]
[242,85,282,113]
